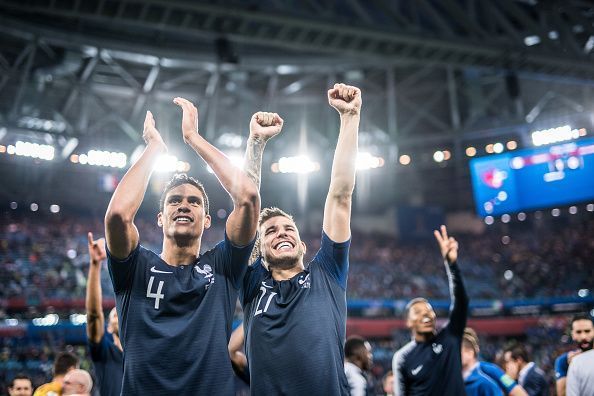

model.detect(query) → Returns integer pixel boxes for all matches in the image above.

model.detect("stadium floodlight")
[399,154,411,165]
[524,35,541,46]
[70,314,87,325]
[154,154,191,173]
[506,141,518,150]
[531,125,586,146]
[493,143,504,153]
[484,216,494,225]
[433,151,445,163]
[466,147,476,157]
[8,140,55,161]
[76,150,127,168]
[217,133,243,148]
[356,152,385,170]
[32,314,59,326]
[50,204,60,214]
[272,155,320,174]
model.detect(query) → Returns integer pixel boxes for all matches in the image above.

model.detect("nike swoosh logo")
[150,266,173,274]
[411,365,423,375]
[261,281,273,288]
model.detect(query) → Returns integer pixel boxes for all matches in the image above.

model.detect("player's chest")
[406,342,449,381]
[135,262,216,311]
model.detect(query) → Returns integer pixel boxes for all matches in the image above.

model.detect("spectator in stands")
[7,374,33,396]
[461,329,503,396]
[62,369,93,396]
[566,349,594,396]
[555,314,593,396]
[504,345,549,396]
[33,352,79,396]
[344,336,373,396]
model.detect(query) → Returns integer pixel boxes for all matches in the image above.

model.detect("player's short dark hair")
[9,373,32,388]
[159,173,209,215]
[506,344,529,363]
[54,351,79,376]
[571,313,594,330]
[463,328,480,355]
[345,336,368,358]
[405,297,430,317]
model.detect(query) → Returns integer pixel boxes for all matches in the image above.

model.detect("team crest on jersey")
[297,273,311,288]
[432,343,443,354]
[194,263,215,290]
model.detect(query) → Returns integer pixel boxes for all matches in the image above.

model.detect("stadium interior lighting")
[4,318,19,326]
[485,144,494,154]
[217,133,243,148]
[531,125,585,146]
[465,147,476,157]
[30,203,38,212]
[506,140,518,150]
[18,116,66,133]
[569,206,577,214]
[70,314,87,325]
[484,216,494,225]
[76,150,127,168]
[493,142,504,153]
[32,313,59,326]
[356,152,385,170]
[399,154,411,165]
[7,140,55,161]
[501,214,511,223]
[154,154,191,173]
[524,35,541,46]
[551,208,561,217]
[0,145,6,153]
[50,204,60,213]
[271,155,320,174]
[517,212,526,221]
[433,151,445,163]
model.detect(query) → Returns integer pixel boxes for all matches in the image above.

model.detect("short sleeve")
[217,232,256,290]
[240,258,267,306]
[555,354,568,380]
[313,231,350,289]
[107,244,141,293]
[88,333,108,362]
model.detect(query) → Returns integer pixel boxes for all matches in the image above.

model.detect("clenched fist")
[249,112,283,141]
[328,83,362,116]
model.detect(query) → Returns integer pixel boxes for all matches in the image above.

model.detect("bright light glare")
[77,150,128,168]
[493,143,504,153]
[14,141,54,161]
[399,154,411,165]
[356,152,385,170]
[154,155,190,173]
[207,153,243,173]
[531,125,581,146]
[273,155,320,174]
[32,314,59,326]
[465,147,476,157]
[433,151,445,163]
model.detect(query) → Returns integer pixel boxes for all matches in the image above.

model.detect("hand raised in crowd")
[434,225,458,265]
[249,111,283,141]
[327,83,362,116]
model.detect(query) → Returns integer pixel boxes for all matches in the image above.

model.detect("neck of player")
[270,263,304,281]
[161,237,201,266]
[414,330,436,343]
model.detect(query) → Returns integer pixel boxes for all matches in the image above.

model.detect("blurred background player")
[464,328,527,396]
[104,100,267,394]
[33,352,79,396]
[382,371,394,396]
[555,313,593,396]
[344,336,373,396]
[7,374,33,396]
[61,369,93,396]
[504,345,549,396]
[241,83,361,395]
[462,329,503,396]
[392,225,468,396]
[566,348,594,396]
[85,232,123,396]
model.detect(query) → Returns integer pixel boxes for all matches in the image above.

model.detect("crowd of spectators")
[1,211,593,318]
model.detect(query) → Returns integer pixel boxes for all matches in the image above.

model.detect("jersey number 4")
[147,276,165,309]
[254,286,277,316]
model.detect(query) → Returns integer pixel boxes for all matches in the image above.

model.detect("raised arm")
[104,111,167,259]
[174,97,260,246]
[85,232,107,344]
[434,225,469,336]
[323,84,361,242]
[244,111,283,189]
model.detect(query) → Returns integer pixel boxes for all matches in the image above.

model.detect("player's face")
[260,215,306,269]
[108,308,119,337]
[460,343,475,368]
[8,379,33,396]
[382,374,394,395]
[407,301,436,335]
[571,319,594,351]
[158,184,211,242]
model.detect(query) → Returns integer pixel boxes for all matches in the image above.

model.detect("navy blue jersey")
[554,352,569,380]
[88,332,123,396]
[479,361,518,395]
[393,263,469,396]
[465,365,504,396]
[241,231,350,395]
[520,364,549,396]
[107,234,254,395]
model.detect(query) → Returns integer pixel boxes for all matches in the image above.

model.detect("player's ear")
[301,241,306,255]
[157,212,163,228]
[204,214,211,229]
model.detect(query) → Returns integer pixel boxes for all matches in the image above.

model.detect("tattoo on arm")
[244,136,266,189]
